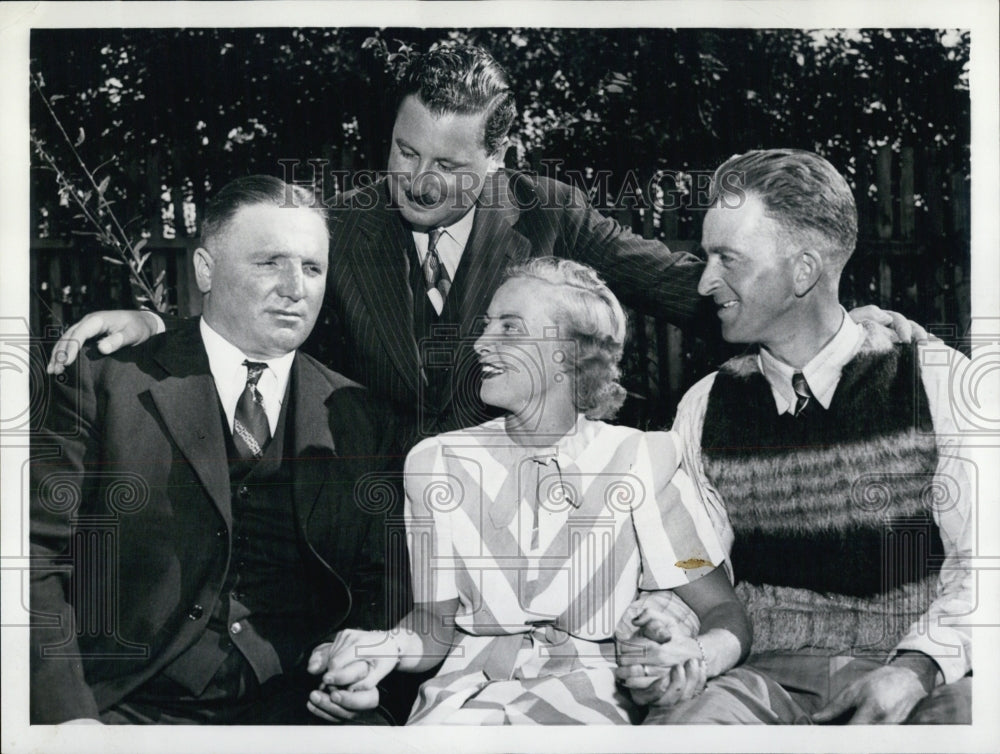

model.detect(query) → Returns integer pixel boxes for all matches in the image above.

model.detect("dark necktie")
[791,371,812,417]
[422,228,451,313]
[233,360,271,459]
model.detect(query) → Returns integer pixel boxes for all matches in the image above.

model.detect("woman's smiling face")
[474,278,575,423]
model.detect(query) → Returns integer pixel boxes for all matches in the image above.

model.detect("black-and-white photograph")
[2,2,997,753]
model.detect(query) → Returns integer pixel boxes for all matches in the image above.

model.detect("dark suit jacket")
[316,169,706,442]
[30,320,395,723]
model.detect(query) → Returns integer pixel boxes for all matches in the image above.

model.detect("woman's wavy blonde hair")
[502,257,628,420]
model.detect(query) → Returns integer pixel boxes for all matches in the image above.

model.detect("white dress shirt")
[757,307,864,414]
[411,208,476,314]
[199,318,295,436]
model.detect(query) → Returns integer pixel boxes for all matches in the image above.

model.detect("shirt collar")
[199,317,295,432]
[412,207,476,280]
[523,414,600,468]
[757,309,865,415]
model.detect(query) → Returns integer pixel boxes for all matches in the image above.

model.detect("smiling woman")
[308,258,753,725]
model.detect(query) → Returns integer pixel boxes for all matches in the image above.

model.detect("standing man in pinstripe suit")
[318,44,708,449]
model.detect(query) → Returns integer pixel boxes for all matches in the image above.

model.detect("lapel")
[456,170,533,334]
[148,323,232,527]
[346,181,422,396]
[287,354,342,553]
[438,171,533,415]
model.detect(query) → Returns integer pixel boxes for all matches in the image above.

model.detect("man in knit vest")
[630,149,972,724]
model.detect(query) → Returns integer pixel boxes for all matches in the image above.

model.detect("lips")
[269,310,305,320]
[480,361,514,379]
[715,300,738,317]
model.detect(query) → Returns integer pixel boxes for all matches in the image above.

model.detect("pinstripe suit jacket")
[318,169,706,443]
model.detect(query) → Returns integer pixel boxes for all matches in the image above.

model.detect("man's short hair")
[200,174,325,246]
[396,44,516,156]
[710,149,859,269]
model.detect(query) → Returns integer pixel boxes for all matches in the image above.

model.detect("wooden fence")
[30,145,970,427]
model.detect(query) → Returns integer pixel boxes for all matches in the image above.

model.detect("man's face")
[197,203,328,359]
[387,94,502,231]
[698,192,800,347]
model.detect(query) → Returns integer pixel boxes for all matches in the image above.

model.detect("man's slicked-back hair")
[710,149,859,269]
[396,44,516,156]
[200,174,326,247]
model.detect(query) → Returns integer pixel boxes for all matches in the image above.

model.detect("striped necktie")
[422,228,451,314]
[791,371,812,417]
[233,360,271,459]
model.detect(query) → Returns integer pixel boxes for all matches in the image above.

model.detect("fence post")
[899,147,915,241]
[875,146,893,307]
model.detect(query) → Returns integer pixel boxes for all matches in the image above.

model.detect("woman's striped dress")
[403,416,726,725]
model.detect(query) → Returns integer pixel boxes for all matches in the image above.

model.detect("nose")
[409,165,444,203]
[474,332,490,356]
[474,320,497,356]
[697,257,721,297]
[276,262,305,301]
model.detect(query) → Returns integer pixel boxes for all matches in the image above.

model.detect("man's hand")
[812,665,929,724]
[616,657,707,707]
[305,629,399,723]
[59,718,103,724]
[847,305,933,344]
[46,310,162,375]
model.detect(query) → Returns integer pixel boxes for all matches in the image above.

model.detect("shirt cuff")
[890,635,968,685]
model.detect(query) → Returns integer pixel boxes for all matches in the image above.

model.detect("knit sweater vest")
[702,326,944,654]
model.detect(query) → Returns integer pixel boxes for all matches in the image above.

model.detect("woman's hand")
[631,601,684,643]
[618,633,703,673]
[305,629,399,722]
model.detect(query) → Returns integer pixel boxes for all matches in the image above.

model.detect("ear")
[487,137,510,173]
[193,247,214,294]
[792,248,824,297]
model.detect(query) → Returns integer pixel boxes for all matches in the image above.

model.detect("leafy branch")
[30,72,169,313]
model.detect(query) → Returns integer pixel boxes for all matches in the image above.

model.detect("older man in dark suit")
[31,176,394,724]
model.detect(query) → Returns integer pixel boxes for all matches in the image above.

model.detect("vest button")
[187,604,204,620]
[216,528,226,539]
[230,621,243,635]
[238,485,250,499]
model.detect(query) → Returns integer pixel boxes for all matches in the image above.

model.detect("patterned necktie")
[422,228,452,314]
[233,360,271,459]
[791,371,812,417]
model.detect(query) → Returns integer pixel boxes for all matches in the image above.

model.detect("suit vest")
[160,386,332,696]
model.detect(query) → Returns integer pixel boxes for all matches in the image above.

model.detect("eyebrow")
[704,245,742,256]
[483,312,524,322]
[396,138,468,167]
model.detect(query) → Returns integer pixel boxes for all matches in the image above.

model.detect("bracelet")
[695,636,709,675]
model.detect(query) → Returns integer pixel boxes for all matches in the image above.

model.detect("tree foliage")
[31,27,969,240]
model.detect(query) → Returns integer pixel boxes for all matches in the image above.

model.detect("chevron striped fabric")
[403,417,726,724]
